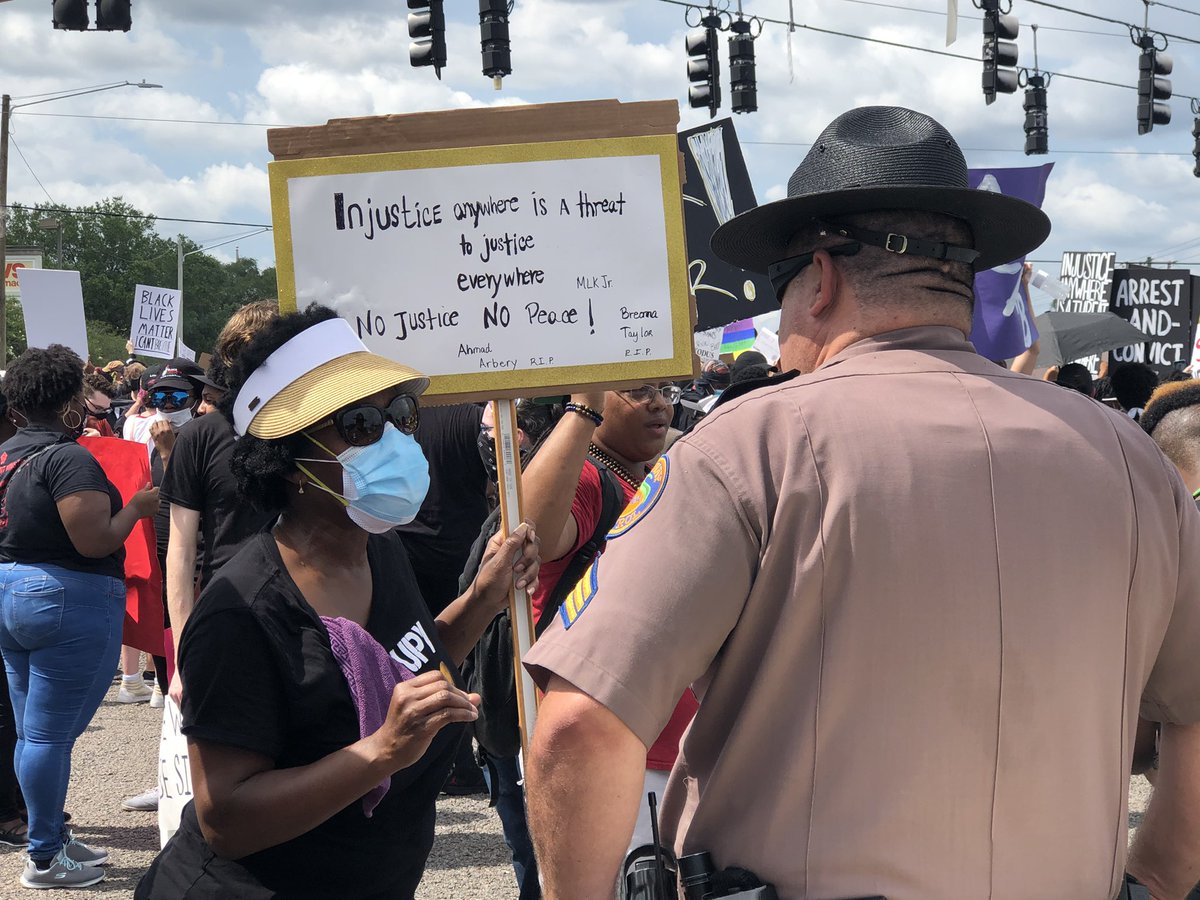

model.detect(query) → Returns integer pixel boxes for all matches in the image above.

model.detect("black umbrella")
[1034,311,1151,367]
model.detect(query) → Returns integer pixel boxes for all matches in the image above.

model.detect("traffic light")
[981,0,1019,105]
[729,18,756,115]
[479,0,512,87]
[1137,34,1172,135]
[408,1,446,78]
[686,14,721,119]
[96,0,131,31]
[51,0,88,30]
[1192,118,1200,177]
[1023,74,1048,155]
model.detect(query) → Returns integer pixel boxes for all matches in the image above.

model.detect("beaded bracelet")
[564,402,603,427]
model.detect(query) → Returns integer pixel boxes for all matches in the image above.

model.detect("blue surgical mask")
[295,423,430,533]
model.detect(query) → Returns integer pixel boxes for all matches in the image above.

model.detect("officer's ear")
[808,248,843,319]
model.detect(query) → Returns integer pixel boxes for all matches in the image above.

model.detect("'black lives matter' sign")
[1109,266,1194,376]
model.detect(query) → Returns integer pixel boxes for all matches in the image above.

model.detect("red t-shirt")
[532,461,698,772]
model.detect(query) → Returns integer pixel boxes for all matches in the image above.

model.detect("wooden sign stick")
[491,398,538,756]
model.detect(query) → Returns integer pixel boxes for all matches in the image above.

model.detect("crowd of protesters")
[1,104,1200,900]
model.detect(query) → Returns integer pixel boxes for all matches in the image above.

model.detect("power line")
[1023,0,1200,45]
[1148,0,1200,19]
[743,140,1191,156]
[9,137,57,206]
[15,111,272,127]
[828,0,1128,38]
[654,0,1200,101]
[9,204,272,229]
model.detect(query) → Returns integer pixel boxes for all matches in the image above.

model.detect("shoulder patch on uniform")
[560,557,600,630]
[607,455,670,540]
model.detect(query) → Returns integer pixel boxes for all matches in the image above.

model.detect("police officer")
[523,106,1200,900]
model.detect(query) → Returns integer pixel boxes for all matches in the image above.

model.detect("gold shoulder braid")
[588,442,644,490]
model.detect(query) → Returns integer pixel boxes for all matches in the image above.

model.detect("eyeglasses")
[317,394,421,446]
[623,384,683,405]
[149,389,194,409]
[767,242,861,300]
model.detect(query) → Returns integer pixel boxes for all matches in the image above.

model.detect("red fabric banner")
[78,436,163,656]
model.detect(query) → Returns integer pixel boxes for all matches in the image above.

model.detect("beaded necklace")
[588,442,644,490]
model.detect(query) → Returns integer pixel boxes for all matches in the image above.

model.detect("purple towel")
[320,616,415,817]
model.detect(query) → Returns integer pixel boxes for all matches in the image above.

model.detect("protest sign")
[693,326,723,363]
[15,268,88,360]
[967,164,1054,360]
[4,249,42,302]
[267,100,694,404]
[1109,266,1194,376]
[1056,250,1116,372]
[130,285,180,360]
[678,119,773,331]
[1058,251,1116,313]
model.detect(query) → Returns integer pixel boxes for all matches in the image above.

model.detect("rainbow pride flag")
[720,318,756,356]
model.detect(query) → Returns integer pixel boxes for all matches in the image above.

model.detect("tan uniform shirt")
[525,326,1200,900]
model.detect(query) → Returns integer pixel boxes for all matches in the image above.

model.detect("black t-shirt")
[159,412,273,587]
[136,531,462,900]
[396,403,489,612]
[0,427,124,579]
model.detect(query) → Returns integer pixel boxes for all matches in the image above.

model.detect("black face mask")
[477,431,531,484]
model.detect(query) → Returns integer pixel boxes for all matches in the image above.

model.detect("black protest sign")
[679,118,774,331]
[1108,266,1194,376]
[1058,251,1115,313]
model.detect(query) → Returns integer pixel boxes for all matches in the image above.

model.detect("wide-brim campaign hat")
[232,316,429,439]
[711,106,1052,273]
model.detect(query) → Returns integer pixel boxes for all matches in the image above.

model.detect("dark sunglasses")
[767,242,862,299]
[321,394,421,446]
[149,389,193,409]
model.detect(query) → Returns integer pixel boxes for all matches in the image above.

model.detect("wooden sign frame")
[267,99,697,404]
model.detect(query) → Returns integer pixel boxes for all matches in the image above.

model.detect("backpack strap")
[458,505,504,597]
[535,456,627,637]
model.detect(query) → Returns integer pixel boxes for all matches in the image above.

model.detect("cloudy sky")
[3,0,1199,285]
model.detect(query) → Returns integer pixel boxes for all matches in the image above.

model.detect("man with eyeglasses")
[523,107,1200,900]
[521,379,696,895]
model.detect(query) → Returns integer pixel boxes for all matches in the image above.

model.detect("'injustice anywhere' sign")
[1057,251,1115,313]
[1109,266,1194,376]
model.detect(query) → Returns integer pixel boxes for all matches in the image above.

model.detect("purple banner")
[967,163,1055,360]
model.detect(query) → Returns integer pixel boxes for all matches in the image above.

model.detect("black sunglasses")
[767,242,862,300]
[322,394,421,446]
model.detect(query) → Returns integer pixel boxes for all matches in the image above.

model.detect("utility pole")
[177,233,184,357]
[1,93,11,367]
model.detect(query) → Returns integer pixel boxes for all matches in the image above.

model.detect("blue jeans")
[482,752,539,898]
[0,563,124,861]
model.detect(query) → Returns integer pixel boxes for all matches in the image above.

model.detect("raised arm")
[520,392,605,562]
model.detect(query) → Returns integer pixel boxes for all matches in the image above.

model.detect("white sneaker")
[120,787,159,812]
[116,680,152,704]
[19,849,104,889]
[149,683,164,709]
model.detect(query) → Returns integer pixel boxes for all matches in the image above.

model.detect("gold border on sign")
[267,134,692,401]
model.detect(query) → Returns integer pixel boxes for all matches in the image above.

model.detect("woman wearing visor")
[137,306,540,899]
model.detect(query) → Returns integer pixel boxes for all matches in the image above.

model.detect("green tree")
[5,199,277,364]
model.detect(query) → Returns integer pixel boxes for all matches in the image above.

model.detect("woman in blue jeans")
[0,345,159,890]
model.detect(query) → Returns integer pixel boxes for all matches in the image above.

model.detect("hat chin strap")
[818,221,980,266]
